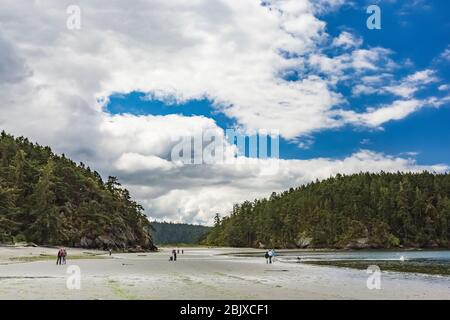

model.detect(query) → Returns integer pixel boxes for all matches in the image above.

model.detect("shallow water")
[277,250,450,263]
[238,250,450,276]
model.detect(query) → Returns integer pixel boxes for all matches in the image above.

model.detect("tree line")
[150,221,211,245]
[204,172,450,249]
[0,131,155,250]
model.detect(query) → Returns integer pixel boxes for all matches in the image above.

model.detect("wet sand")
[0,246,449,299]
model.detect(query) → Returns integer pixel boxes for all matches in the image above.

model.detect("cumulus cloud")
[0,32,32,84]
[308,47,395,82]
[352,69,439,98]
[439,45,450,62]
[340,96,450,128]
[332,31,363,49]
[384,70,438,98]
[114,153,176,173]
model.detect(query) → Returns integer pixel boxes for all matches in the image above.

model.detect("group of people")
[264,249,276,264]
[169,249,184,261]
[56,247,67,265]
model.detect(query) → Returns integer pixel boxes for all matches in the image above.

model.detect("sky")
[0,0,449,224]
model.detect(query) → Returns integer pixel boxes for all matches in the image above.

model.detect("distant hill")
[204,172,450,249]
[150,221,211,245]
[0,131,156,251]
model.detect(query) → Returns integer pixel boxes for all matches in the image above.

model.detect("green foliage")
[150,221,211,245]
[204,172,450,249]
[0,131,155,250]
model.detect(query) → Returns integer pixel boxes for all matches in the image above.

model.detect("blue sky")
[106,0,450,166]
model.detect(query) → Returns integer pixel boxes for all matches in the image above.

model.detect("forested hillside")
[0,131,156,250]
[205,172,450,249]
[150,221,210,244]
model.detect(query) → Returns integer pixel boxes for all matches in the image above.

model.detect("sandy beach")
[0,246,449,300]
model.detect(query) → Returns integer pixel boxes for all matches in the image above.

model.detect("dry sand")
[0,246,449,300]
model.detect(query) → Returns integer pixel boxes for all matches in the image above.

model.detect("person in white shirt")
[268,249,273,264]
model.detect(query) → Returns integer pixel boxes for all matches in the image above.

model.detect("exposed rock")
[403,242,421,248]
[295,236,313,248]
[75,234,155,251]
[79,236,93,248]
[23,242,38,247]
[285,242,298,249]
[345,238,370,249]
[425,241,439,248]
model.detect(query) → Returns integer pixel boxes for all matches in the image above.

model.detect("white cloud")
[332,31,362,49]
[114,153,176,173]
[405,69,436,83]
[0,32,32,84]
[308,47,395,81]
[353,69,439,98]
[358,100,425,126]
[442,47,450,61]
[341,96,449,128]
[352,84,378,96]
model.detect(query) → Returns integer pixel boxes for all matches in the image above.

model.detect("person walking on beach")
[172,249,177,261]
[56,248,63,265]
[271,249,277,263]
[182,249,184,254]
[109,248,112,256]
[268,249,273,264]
[264,251,269,264]
[62,248,67,264]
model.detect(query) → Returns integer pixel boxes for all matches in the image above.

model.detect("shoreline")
[220,247,450,253]
[226,248,450,276]
[0,246,449,299]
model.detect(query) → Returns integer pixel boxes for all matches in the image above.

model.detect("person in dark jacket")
[172,249,177,261]
[56,248,63,265]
